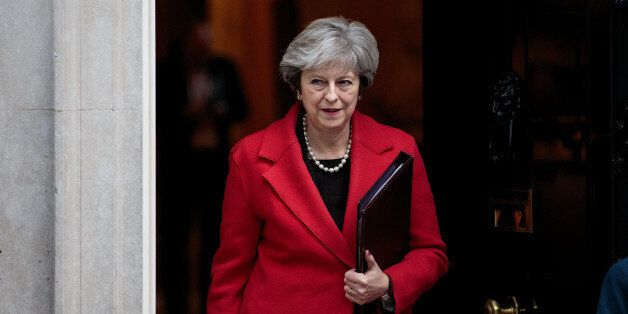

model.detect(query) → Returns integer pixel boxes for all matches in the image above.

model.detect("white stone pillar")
[53,0,155,312]
[0,0,155,312]
[0,1,55,312]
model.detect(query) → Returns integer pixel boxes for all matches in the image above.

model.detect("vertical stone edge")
[117,110,144,311]
[53,0,83,310]
[53,111,82,313]
[53,0,154,311]
[144,0,157,311]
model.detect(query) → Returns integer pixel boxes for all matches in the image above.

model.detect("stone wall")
[0,0,55,312]
[0,0,153,312]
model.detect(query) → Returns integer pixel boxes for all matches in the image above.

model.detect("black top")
[295,110,396,312]
[296,111,350,231]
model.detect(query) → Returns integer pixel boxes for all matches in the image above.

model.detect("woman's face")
[300,67,360,135]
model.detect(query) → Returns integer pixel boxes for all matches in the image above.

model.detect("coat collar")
[260,104,395,268]
[259,104,392,162]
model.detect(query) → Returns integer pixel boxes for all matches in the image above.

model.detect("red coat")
[207,105,448,314]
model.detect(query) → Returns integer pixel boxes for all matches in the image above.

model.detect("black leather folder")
[355,152,413,313]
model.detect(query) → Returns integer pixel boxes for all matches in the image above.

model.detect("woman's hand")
[343,250,389,305]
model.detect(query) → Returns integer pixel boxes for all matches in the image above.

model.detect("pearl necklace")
[302,113,351,173]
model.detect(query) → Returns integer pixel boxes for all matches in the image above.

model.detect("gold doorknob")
[485,296,519,314]
[485,296,539,314]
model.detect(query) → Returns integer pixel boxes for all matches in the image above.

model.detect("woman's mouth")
[321,108,341,116]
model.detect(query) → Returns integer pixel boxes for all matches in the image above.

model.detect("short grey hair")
[279,16,379,92]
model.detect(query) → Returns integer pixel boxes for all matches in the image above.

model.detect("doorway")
[156,1,425,312]
[423,0,624,312]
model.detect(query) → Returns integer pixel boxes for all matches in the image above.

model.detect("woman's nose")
[325,84,338,102]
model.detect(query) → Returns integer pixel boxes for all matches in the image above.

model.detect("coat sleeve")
[384,142,448,313]
[207,152,262,313]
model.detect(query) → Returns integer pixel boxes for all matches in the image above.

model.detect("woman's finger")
[345,292,365,305]
[344,270,367,286]
[344,285,355,295]
[365,250,380,271]
[344,285,359,303]
[345,289,367,305]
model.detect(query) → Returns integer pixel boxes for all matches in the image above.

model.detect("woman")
[207,17,448,313]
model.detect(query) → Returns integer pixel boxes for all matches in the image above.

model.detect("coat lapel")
[259,106,396,268]
[341,111,395,261]
[261,105,354,267]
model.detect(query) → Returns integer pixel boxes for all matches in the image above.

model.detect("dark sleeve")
[381,275,396,313]
[597,258,628,314]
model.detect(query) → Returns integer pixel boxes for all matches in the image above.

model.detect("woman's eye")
[339,80,353,86]
[311,79,324,85]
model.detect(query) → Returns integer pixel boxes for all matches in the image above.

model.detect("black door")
[611,0,628,263]
[420,0,626,312]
